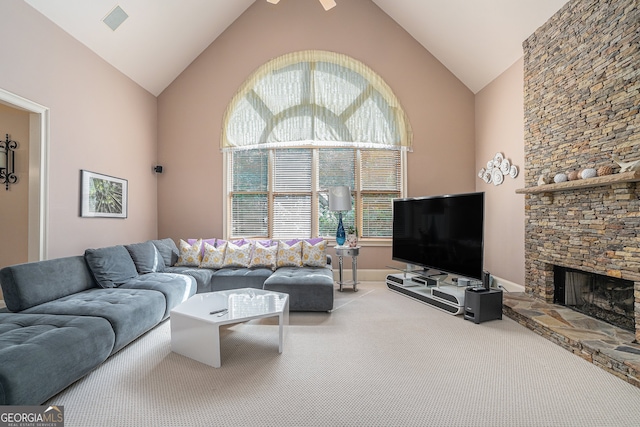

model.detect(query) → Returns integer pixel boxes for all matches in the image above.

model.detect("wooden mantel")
[516,170,640,194]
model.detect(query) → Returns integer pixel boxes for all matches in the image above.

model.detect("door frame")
[0,88,49,261]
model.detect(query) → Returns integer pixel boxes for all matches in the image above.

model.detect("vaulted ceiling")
[23,0,568,96]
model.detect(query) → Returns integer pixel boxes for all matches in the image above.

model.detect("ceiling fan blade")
[318,0,336,11]
[266,0,280,4]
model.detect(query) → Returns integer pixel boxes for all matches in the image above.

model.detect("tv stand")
[385,272,467,315]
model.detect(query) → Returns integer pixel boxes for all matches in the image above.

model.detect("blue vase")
[336,213,346,246]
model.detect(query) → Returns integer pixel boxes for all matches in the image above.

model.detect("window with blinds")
[228,148,402,240]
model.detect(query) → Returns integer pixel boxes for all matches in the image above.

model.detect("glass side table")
[334,246,360,292]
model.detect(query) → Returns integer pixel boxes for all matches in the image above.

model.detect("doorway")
[0,88,49,264]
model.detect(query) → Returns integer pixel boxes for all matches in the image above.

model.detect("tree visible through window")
[222,51,411,241]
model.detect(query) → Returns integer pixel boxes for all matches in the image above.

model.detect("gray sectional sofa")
[0,237,334,405]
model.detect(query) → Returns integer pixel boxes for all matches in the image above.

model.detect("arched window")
[222,50,412,241]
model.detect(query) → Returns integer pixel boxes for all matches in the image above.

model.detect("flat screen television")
[392,192,484,280]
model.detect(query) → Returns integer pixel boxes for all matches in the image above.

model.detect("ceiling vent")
[103,5,129,31]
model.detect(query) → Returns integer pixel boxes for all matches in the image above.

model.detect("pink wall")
[0,1,159,259]
[157,0,476,270]
[475,58,525,284]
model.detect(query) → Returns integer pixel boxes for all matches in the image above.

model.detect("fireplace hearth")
[554,266,635,332]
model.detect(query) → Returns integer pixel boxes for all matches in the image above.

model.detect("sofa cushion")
[0,256,96,312]
[223,241,252,268]
[0,313,115,405]
[210,268,273,291]
[302,239,327,268]
[249,241,277,269]
[164,266,215,294]
[187,238,216,256]
[263,266,334,311]
[85,245,139,288]
[176,239,202,267]
[199,241,226,269]
[21,288,165,353]
[119,273,197,319]
[125,241,166,274]
[150,238,180,267]
[276,240,303,268]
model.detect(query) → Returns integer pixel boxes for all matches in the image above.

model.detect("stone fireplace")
[522,0,640,341]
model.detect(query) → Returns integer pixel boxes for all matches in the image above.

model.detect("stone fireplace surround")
[509,0,640,387]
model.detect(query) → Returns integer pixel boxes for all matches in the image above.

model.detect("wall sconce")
[0,134,18,190]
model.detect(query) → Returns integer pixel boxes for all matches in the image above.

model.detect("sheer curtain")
[222,50,412,152]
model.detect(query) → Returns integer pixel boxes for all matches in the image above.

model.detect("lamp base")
[336,213,346,246]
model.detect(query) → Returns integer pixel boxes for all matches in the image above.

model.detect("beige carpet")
[47,282,640,427]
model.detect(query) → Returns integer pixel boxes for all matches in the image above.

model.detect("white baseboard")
[489,275,525,292]
[332,269,394,282]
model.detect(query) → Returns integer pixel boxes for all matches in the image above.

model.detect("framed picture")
[80,170,128,218]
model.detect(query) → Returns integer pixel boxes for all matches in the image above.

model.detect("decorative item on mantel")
[580,168,597,179]
[554,173,568,183]
[611,154,640,173]
[477,152,519,186]
[597,165,613,176]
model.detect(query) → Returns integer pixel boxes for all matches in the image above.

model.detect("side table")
[334,246,360,292]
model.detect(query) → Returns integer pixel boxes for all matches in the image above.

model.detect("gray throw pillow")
[125,241,166,274]
[84,245,139,288]
[150,238,179,267]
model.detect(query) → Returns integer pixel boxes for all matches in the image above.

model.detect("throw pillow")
[187,238,216,256]
[276,240,303,268]
[223,241,253,268]
[125,241,166,274]
[200,241,227,269]
[175,239,203,267]
[302,239,327,268]
[84,245,139,288]
[249,241,277,269]
[150,238,179,267]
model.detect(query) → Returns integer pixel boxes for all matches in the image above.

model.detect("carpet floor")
[47,282,640,427]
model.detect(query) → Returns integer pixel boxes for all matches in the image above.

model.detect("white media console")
[386,272,476,315]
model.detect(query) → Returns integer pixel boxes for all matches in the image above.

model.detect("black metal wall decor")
[0,133,18,190]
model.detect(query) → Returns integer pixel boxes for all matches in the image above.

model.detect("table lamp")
[328,186,352,246]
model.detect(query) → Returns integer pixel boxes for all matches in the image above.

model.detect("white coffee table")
[170,288,289,367]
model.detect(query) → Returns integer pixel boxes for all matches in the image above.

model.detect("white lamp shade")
[328,186,352,211]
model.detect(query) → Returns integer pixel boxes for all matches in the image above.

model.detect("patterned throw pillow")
[199,241,226,269]
[223,241,252,268]
[176,239,202,267]
[302,239,327,267]
[276,240,303,268]
[249,242,277,269]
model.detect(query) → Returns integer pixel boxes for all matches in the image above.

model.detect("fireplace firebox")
[554,266,635,332]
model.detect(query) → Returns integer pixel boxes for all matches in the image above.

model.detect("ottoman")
[263,267,334,312]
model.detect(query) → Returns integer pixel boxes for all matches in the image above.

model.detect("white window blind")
[227,148,402,240]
